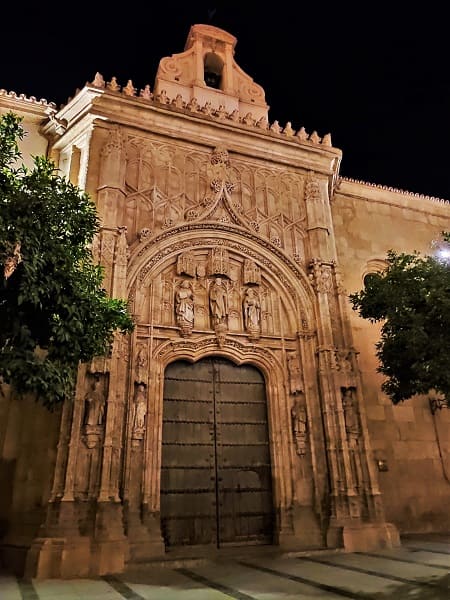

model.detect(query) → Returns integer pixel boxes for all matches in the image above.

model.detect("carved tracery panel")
[120,134,309,261]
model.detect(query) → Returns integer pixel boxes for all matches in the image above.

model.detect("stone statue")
[209,277,229,326]
[132,382,147,436]
[243,287,261,330]
[287,353,302,395]
[135,345,148,384]
[175,280,195,330]
[342,388,359,437]
[291,398,308,456]
[84,376,106,427]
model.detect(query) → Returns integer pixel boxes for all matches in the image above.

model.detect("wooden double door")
[161,357,274,548]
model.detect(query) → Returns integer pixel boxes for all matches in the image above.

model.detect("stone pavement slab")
[1,534,449,599]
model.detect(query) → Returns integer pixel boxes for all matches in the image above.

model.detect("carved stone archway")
[151,337,294,546]
[121,224,325,554]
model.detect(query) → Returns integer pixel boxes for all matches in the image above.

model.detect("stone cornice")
[0,88,56,119]
[55,74,341,156]
[337,176,449,206]
[53,80,340,177]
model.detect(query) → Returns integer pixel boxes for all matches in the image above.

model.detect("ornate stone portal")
[20,23,400,580]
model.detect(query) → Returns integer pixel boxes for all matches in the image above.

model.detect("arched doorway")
[160,357,274,548]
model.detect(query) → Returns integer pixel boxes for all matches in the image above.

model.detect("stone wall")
[0,388,62,573]
[333,178,450,532]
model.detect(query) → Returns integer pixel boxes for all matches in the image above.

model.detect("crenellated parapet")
[0,88,56,116]
[338,176,450,205]
[76,71,334,149]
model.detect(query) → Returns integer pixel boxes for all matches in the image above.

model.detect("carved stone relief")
[131,382,147,444]
[175,279,195,337]
[287,352,303,395]
[135,344,148,384]
[123,135,309,259]
[82,374,107,448]
[209,277,229,329]
[243,258,261,285]
[309,259,333,294]
[291,395,308,457]
[342,387,360,440]
[243,286,261,340]
[208,247,230,277]
[115,226,129,267]
[176,250,196,277]
[134,238,303,339]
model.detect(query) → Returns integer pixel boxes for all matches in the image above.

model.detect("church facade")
[1,24,449,579]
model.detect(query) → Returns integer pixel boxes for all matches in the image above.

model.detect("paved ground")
[1,534,449,599]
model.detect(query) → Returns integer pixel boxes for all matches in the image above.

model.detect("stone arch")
[125,223,320,547]
[127,223,317,329]
[362,258,388,287]
[204,51,224,89]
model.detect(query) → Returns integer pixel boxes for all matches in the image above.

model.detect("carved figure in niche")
[138,227,151,242]
[318,266,333,294]
[291,398,308,456]
[243,287,261,330]
[342,388,360,437]
[208,247,230,277]
[243,258,261,285]
[336,349,352,372]
[84,376,106,427]
[132,382,147,435]
[135,345,148,384]
[209,277,229,326]
[206,146,235,204]
[287,353,302,395]
[175,280,195,333]
[177,251,196,277]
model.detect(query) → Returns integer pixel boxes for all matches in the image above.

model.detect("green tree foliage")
[0,112,134,407]
[349,235,450,405]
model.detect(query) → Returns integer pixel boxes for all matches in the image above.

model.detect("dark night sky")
[3,4,450,200]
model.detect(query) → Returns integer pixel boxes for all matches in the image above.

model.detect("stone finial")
[270,120,281,133]
[296,127,308,142]
[90,72,105,88]
[283,122,295,136]
[201,101,213,115]
[186,97,199,112]
[139,84,152,100]
[256,117,268,129]
[216,104,227,119]
[172,94,185,108]
[123,80,136,96]
[242,112,255,126]
[309,131,321,144]
[155,89,169,104]
[107,77,120,92]
[322,133,332,146]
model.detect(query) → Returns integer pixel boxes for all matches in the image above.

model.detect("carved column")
[308,257,362,543]
[122,333,165,562]
[222,43,235,94]
[304,172,399,551]
[297,331,329,546]
[96,125,127,228]
[304,173,334,261]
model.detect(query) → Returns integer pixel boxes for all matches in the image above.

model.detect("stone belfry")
[154,23,269,120]
[2,23,402,580]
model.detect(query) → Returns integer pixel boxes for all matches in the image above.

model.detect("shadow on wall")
[0,458,16,539]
